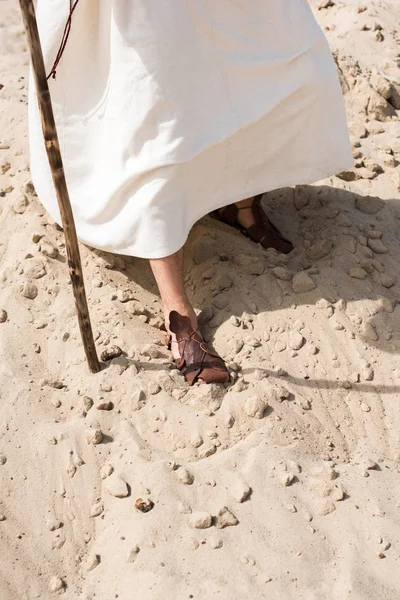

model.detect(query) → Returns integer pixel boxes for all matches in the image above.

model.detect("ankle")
[164,303,197,333]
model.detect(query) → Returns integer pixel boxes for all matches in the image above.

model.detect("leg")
[149,248,197,359]
[149,248,229,385]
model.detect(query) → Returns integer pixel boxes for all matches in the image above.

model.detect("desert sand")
[0,1,400,599]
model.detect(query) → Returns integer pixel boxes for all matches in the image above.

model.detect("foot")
[164,303,198,361]
[217,195,294,254]
[166,310,230,386]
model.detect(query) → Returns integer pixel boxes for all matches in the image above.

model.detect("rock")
[367,89,395,121]
[370,74,392,99]
[190,434,204,448]
[280,472,295,487]
[0,159,11,174]
[100,346,123,361]
[190,512,213,529]
[135,498,154,513]
[131,386,146,411]
[294,186,310,210]
[349,124,368,138]
[141,343,162,359]
[234,254,264,275]
[349,267,368,279]
[86,429,103,445]
[272,266,293,281]
[82,396,93,411]
[117,288,135,302]
[209,537,223,549]
[289,331,304,350]
[367,238,388,254]
[355,196,384,215]
[96,401,113,411]
[380,274,395,288]
[215,507,239,528]
[192,235,216,264]
[85,553,100,571]
[90,502,104,517]
[306,239,333,260]
[25,260,47,279]
[39,241,59,259]
[100,464,114,479]
[292,272,316,293]
[361,322,378,341]
[0,309,7,323]
[48,576,65,593]
[390,84,400,110]
[0,454,7,465]
[232,481,252,503]
[104,474,129,498]
[20,282,38,299]
[244,396,268,419]
[127,545,140,563]
[12,195,29,214]
[177,468,194,485]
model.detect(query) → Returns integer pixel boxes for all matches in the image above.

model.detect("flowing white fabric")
[28,0,353,258]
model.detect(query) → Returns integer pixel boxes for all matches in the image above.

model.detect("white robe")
[28,0,353,258]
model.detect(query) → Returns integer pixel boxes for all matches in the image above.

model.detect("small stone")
[280,472,295,487]
[209,538,223,549]
[104,474,129,498]
[127,545,140,563]
[117,288,135,302]
[100,382,112,393]
[135,498,154,513]
[100,464,113,479]
[177,468,194,485]
[82,396,93,411]
[39,241,59,259]
[272,266,293,281]
[289,331,304,350]
[12,195,29,214]
[292,272,316,293]
[141,343,162,359]
[46,518,63,531]
[20,282,38,299]
[294,186,310,210]
[367,238,388,254]
[0,454,7,465]
[190,512,213,529]
[96,401,113,411]
[349,267,367,279]
[232,481,252,503]
[192,236,216,264]
[215,507,239,528]
[85,554,100,571]
[0,159,11,174]
[244,396,268,419]
[274,340,287,353]
[190,434,204,448]
[0,309,7,323]
[361,322,378,341]
[100,346,123,362]
[380,274,395,288]
[355,196,384,215]
[90,502,104,517]
[360,402,371,413]
[306,239,333,260]
[86,429,103,445]
[48,576,65,593]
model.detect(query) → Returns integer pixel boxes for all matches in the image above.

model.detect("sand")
[0,1,400,599]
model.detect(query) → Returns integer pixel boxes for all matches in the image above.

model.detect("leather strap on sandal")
[167,311,229,386]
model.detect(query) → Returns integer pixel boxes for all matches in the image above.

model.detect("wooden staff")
[19,0,100,373]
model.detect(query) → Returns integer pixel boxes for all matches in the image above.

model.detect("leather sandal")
[214,194,294,254]
[166,311,230,386]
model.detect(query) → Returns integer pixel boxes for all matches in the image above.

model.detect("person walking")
[28,0,353,385]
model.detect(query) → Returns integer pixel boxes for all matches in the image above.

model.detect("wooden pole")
[19,0,100,373]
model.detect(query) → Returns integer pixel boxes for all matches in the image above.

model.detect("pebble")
[96,401,113,411]
[104,474,129,498]
[355,196,384,215]
[117,289,135,302]
[127,545,140,563]
[232,481,252,503]
[292,272,316,293]
[100,464,114,479]
[361,322,379,341]
[274,340,287,352]
[190,434,204,448]
[190,512,213,529]
[215,507,239,528]
[380,274,395,288]
[289,331,304,350]
[306,239,333,260]
[280,472,295,487]
[135,497,154,513]
[272,266,293,281]
[0,309,7,323]
[349,267,368,279]
[367,238,388,254]
[85,553,100,571]
[0,454,7,465]
[177,467,194,485]
[90,502,104,517]
[100,346,123,361]
[48,576,65,593]
[82,396,93,411]
[294,186,309,210]
[244,396,268,419]
[209,537,223,549]
[40,241,59,259]
[20,282,38,299]
[86,429,103,445]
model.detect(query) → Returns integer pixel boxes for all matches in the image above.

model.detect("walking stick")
[19,0,101,373]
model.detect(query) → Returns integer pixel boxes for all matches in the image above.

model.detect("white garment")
[29,0,353,258]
